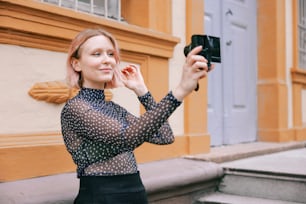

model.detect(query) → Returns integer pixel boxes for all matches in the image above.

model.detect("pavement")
[184,141,306,164]
[221,148,306,176]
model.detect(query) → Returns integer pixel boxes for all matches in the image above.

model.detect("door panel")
[205,0,257,145]
[205,0,223,146]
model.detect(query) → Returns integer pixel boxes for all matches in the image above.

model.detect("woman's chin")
[100,76,113,83]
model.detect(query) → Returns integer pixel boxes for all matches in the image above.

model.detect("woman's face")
[72,35,117,89]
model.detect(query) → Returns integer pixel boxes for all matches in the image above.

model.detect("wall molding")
[291,68,306,85]
[0,133,207,181]
[28,81,79,104]
[0,0,179,57]
[0,131,64,148]
[28,81,113,104]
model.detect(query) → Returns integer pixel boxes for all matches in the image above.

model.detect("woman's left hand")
[121,64,148,96]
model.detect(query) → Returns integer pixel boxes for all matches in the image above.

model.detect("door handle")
[225,9,233,16]
[226,40,232,46]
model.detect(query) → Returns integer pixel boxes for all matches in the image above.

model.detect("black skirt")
[74,172,148,204]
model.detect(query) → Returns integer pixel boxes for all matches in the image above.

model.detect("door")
[205,0,257,146]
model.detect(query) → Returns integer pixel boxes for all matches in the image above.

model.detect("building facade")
[0,0,305,182]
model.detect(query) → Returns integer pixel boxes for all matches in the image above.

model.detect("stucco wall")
[0,44,144,134]
[0,44,66,134]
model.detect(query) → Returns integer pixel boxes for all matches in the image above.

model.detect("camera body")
[184,35,221,91]
[184,35,221,70]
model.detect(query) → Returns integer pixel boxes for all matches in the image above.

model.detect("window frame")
[0,0,179,58]
[40,0,122,21]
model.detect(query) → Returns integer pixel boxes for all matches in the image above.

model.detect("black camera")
[184,35,221,91]
[184,35,221,69]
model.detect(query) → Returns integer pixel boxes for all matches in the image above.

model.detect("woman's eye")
[91,52,114,57]
[92,52,101,56]
[107,52,114,57]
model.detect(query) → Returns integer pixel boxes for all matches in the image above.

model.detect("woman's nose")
[102,53,111,63]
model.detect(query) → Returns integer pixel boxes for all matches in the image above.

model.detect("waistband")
[78,171,145,194]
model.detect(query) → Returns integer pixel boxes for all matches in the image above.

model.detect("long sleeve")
[137,92,176,144]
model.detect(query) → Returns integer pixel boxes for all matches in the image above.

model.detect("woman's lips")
[99,67,112,72]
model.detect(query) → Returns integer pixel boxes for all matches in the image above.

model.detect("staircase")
[195,148,306,204]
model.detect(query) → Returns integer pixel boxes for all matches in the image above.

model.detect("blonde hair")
[66,28,122,89]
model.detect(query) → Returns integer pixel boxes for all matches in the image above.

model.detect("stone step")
[0,158,224,204]
[215,148,306,203]
[218,169,306,203]
[195,192,304,204]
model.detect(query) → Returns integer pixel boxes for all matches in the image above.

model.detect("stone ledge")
[185,141,306,163]
[0,158,223,204]
[139,158,224,203]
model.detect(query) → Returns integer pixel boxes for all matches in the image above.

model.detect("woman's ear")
[71,58,81,72]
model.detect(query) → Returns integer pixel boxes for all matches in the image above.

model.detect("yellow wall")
[0,0,305,182]
[257,0,306,142]
[0,0,209,181]
[257,0,289,141]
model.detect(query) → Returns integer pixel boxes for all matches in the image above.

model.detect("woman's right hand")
[172,46,214,101]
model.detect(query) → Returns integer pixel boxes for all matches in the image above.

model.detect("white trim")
[40,0,122,21]
[286,0,293,128]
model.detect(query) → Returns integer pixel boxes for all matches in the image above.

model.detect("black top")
[61,88,181,177]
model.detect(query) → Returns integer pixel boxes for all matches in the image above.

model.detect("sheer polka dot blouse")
[61,88,181,177]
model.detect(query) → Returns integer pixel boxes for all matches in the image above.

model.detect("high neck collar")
[80,88,105,101]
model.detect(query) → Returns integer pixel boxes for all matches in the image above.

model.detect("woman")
[61,28,212,204]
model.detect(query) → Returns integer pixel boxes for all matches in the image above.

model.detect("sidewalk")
[221,148,306,176]
[185,141,306,163]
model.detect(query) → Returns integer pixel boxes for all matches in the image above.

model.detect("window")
[298,0,306,69]
[41,0,122,21]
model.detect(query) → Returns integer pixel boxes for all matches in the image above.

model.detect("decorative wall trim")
[0,133,206,181]
[0,0,179,57]
[291,69,306,130]
[28,81,113,104]
[0,131,63,148]
[28,81,79,104]
[258,128,295,142]
[291,68,306,85]
[0,144,75,182]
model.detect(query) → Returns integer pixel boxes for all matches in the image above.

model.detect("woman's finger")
[193,61,208,72]
[122,64,139,75]
[121,69,130,76]
[187,45,203,57]
[207,64,215,72]
[122,67,132,74]
[129,64,139,71]
[186,54,208,70]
